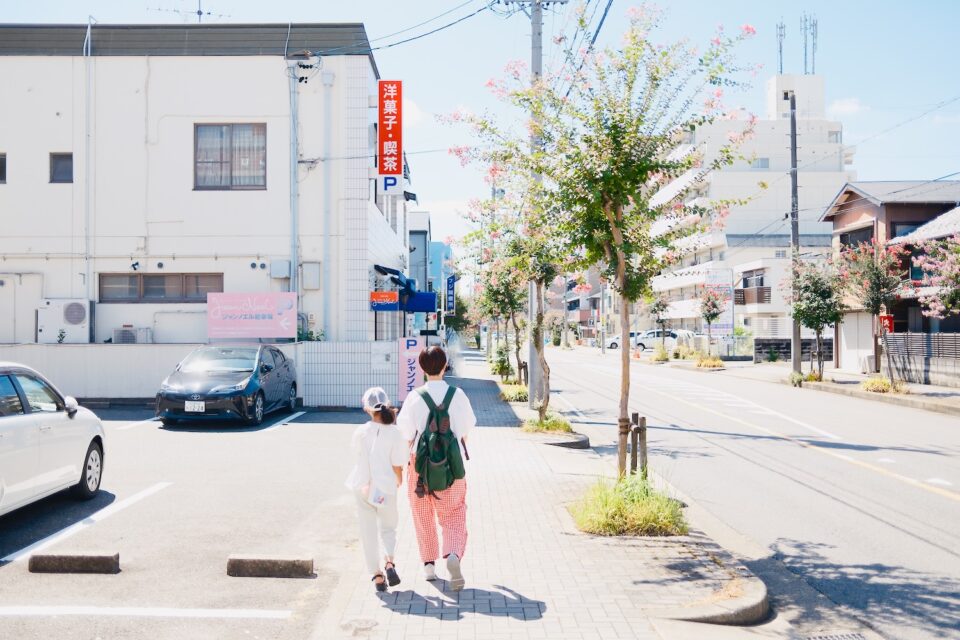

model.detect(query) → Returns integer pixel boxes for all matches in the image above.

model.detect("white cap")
[362,387,391,410]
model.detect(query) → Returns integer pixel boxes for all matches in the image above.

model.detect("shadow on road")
[0,490,117,564]
[757,539,960,637]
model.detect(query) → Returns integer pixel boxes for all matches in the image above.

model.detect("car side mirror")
[260,363,274,374]
[64,396,79,417]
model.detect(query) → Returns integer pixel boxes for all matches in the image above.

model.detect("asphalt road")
[547,347,960,640]
[0,408,362,640]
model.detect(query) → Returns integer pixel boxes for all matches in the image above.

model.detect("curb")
[544,432,591,449]
[227,555,315,578]
[644,563,769,625]
[29,553,120,574]
[804,381,960,418]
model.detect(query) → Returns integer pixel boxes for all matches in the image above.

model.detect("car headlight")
[159,379,182,392]
[211,379,250,393]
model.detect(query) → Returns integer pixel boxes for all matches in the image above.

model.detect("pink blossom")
[444,235,455,245]
[741,24,756,36]
[711,37,722,46]
[714,88,724,98]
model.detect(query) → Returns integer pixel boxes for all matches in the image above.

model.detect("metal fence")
[299,341,399,408]
[885,333,960,359]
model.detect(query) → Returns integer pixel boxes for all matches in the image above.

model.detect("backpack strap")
[418,387,439,413]
[440,385,457,410]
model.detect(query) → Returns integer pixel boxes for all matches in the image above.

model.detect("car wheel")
[637,343,646,351]
[287,385,297,413]
[248,392,265,426]
[610,342,618,349]
[72,441,103,500]
[160,417,178,426]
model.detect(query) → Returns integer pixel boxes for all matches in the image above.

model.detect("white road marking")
[0,606,291,620]
[926,478,953,487]
[1,482,173,564]
[259,411,306,432]
[878,458,896,464]
[116,417,160,431]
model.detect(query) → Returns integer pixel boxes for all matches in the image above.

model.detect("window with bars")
[194,124,266,190]
[99,273,223,303]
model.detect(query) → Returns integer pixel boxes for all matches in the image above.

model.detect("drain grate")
[806,634,867,640]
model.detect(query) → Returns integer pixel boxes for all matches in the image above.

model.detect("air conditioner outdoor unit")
[37,299,90,344]
[112,327,154,344]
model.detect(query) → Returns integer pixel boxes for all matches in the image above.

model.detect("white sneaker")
[446,554,464,592]
[423,562,437,581]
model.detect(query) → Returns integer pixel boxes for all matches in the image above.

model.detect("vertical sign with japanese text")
[397,336,423,403]
[445,275,456,314]
[378,80,403,176]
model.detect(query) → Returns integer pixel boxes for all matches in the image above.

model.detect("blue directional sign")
[446,275,457,313]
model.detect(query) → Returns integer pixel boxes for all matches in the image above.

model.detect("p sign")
[381,175,403,196]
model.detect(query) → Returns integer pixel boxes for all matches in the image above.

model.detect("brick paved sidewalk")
[316,350,757,640]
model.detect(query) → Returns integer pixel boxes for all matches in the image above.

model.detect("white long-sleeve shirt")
[397,381,477,451]
[344,421,409,496]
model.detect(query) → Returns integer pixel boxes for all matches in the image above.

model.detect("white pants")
[354,489,399,575]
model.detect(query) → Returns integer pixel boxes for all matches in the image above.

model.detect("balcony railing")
[734,286,771,305]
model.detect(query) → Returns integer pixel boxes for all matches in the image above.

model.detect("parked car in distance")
[636,329,683,351]
[155,345,297,426]
[605,332,639,349]
[0,363,106,517]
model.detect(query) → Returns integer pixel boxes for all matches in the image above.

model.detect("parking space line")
[0,606,291,620]
[1,482,173,564]
[116,417,160,431]
[258,411,306,432]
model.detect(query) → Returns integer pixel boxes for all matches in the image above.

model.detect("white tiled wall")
[300,340,398,408]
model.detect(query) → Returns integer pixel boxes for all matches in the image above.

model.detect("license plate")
[184,400,205,413]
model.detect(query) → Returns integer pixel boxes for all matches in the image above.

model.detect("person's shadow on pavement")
[377,582,546,621]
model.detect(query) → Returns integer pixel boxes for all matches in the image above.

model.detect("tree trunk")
[617,288,631,477]
[873,318,881,374]
[511,313,523,385]
[660,321,666,349]
[534,280,551,421]
[707,323,712,356]
[817,330,824,378]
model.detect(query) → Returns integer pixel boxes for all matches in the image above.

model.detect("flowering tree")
[787,259,844,377]
[914,235,960,317]
[454,8,756,473]
[698,288,726,354]
[840,241,907,383]
[647,293,670,348]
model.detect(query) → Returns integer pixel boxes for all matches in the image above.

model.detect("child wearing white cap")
[344,387,408,592]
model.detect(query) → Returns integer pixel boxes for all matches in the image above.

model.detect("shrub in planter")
[651,344,670,363]
[788,371,804,387]
[569,475,688,536]
[696,355,724,368]
[499,384,529,403]
[804,371,822,382]
[766,347,780,363]
[491,344,514,380]
[861,376,909,394]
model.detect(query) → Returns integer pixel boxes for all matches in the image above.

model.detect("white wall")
[0,52,406,345]
[839,312,875,373]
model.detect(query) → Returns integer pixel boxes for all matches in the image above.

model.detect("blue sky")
[7,0,960,241]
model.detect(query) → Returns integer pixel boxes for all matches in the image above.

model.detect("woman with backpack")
[397,346,477,592]
[345,387,409,592]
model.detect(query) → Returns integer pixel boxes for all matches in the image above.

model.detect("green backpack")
[414,386,468,498]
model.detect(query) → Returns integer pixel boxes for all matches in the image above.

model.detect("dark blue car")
[155,345,297,426]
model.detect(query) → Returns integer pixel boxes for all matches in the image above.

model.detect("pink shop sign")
[398,336,424,403]
[207,293,298,339]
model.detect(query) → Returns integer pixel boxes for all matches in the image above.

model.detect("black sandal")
[385,562,401,587]
[372,573,387,593]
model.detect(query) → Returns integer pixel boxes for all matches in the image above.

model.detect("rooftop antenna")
[810,15,818,74]
[776,20,786,74]
[148,1,231,23]
[801,13,808,75]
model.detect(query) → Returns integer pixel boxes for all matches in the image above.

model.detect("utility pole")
[789,92,801,374]
[504,0,567,409]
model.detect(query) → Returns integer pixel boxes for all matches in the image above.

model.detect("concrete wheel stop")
[544,432,591,450]
[227,555,315,578]
[28,553,120,574]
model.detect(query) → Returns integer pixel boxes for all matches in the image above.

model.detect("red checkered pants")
[407,454,468,562]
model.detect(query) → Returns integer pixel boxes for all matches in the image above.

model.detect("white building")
[0,23,412,345]
[651,74,855,335]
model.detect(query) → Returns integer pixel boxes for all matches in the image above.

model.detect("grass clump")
[499,383,529,403]
[861,376,909,394]
[696,355,724,368]
[650,344,670,363]
[522,413,574,434]
[788,371,804,387]
[766,347,780,362]
[569,475,688,537]
[804,371,823,382]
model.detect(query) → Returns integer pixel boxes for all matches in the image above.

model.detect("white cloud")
[402,97,425,127]
[827,98,869,118]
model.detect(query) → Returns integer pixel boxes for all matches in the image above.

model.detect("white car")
[605,332,639,349]
[0,363,106,517]
[635,329,683,351]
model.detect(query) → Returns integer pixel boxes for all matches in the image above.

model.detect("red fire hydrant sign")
[378,80,403,176]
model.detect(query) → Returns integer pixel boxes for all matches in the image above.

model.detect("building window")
[775,249,787,259]
[195,124,266,190]
[828,131,841,143]
[839,227,874,248]
[98,273,223,303]
[891,222,922,240]
[742,269,766,288]
[50,153,73,183]
[0,153,6,183]
[751,157,770,169]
